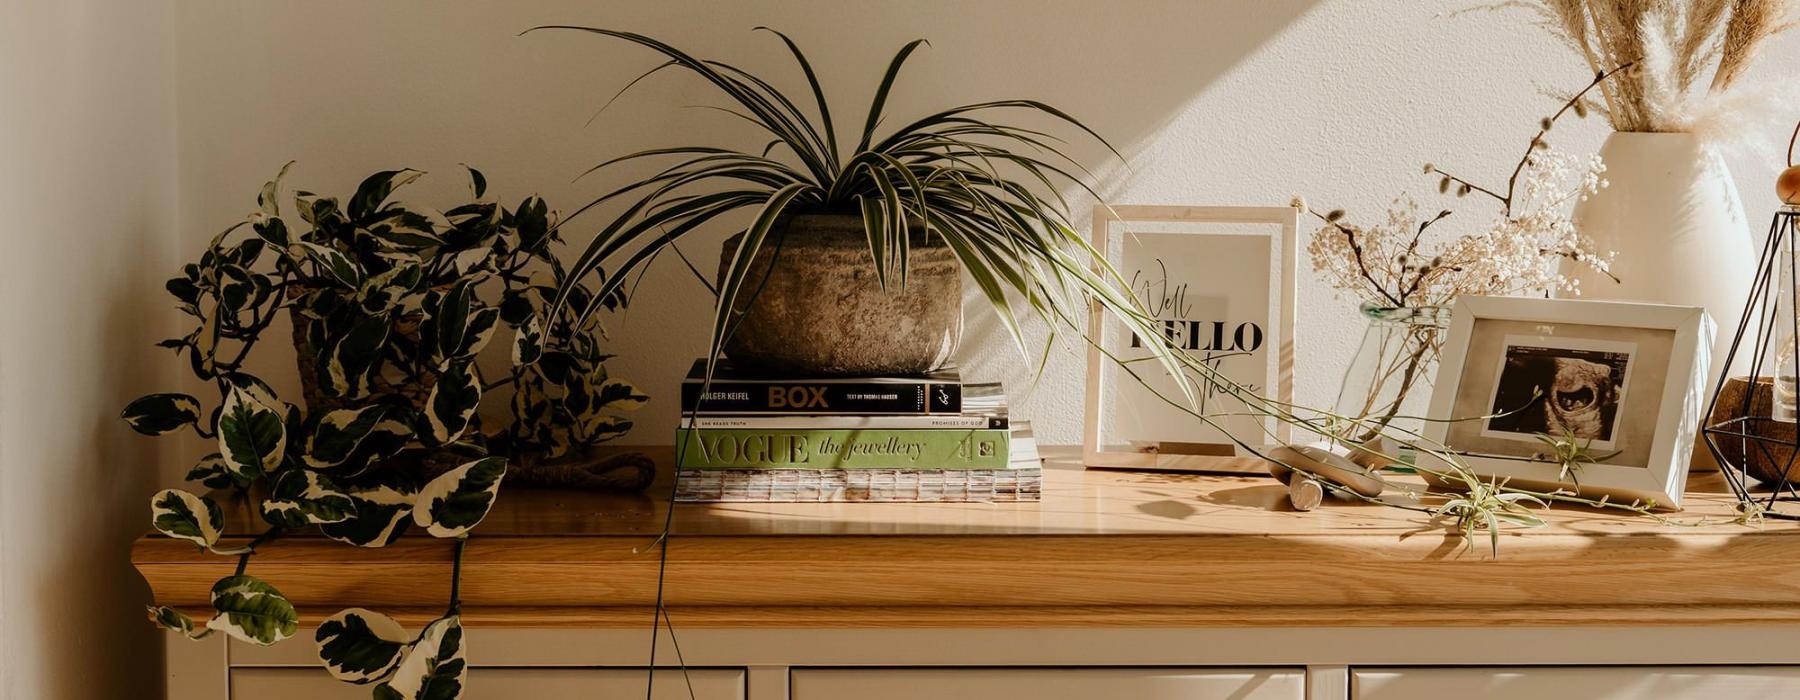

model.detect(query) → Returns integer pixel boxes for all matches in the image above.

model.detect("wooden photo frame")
[1083,204,1299,474]
[1421,296,1713,509]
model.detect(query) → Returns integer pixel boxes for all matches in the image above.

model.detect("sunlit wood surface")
[133,447,1800,628]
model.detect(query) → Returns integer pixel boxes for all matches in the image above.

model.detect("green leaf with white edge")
[215,263,256,312]
[320,483,417,548]
[594,378,649,413]
[306,405,397,469]
[424,281,473,365]
[217,385,286,480]
[147,605,213,640]
[413,457,506,538]
[326,314,392,398]
[185,453,238,490]
[373,615,465,700]
[122,393,203,436]
[206,575,300,646]
[349,169,426,221]
[358,263,424,314]
[150,489,224,548]
[258,161,294,219]
[423,363,481,446]
[298,241,363,289]
[464,164,488,200]
[512,315,543,365]
[449,307,500,361]
[260,468,356,528]
[224,372,298,426]
[316,608,410,684]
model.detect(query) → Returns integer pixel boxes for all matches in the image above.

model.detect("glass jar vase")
[1331,303,1451,446]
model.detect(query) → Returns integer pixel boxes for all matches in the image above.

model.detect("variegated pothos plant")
[126,165,646,699]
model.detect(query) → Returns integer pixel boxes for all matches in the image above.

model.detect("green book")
[675,428,1010,470]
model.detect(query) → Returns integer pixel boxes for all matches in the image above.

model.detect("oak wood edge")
[152,604,1800,629]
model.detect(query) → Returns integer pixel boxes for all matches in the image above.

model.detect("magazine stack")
[671,359,1042,502]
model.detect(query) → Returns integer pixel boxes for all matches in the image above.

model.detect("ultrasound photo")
[1484,343,1632,443]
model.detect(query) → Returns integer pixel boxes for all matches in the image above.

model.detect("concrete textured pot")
[716,214,962,376]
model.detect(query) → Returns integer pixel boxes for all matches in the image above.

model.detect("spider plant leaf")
[711,183,814,367]
[927,211,1028,357]
[756,26,838,167]
[856,38,929,154]
[857,195,889,291]
[529,26,831,184]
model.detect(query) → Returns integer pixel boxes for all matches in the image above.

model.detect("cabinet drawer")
[1354,667,1800,700]
[792,667,1304,699]
[230,667,744,699]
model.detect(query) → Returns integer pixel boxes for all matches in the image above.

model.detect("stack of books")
[671,360,1042,502]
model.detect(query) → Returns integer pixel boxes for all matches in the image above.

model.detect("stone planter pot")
[716,213,962,376]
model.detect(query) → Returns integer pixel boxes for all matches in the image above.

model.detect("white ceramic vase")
[1570,131,1751,379]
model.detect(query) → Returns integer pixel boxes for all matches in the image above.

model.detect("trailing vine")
[128,164,646,699]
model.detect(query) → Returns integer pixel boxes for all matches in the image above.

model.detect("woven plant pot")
[716,214,962,376]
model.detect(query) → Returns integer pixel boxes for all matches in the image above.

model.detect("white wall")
[173,0,1800,446]
[0,0,178,698]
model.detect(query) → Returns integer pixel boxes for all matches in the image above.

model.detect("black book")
[680,359,961,414]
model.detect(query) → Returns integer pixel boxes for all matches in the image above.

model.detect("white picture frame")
[1082,204,1298,474]
[1421,296,1713,509]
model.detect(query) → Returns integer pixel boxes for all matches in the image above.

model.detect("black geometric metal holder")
[1703,207,1800,519]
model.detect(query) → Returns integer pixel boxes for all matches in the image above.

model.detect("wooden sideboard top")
[133,447,1800,628]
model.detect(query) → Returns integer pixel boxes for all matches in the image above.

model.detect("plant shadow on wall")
[125,165,649,698]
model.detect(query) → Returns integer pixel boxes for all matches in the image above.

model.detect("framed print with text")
[1083,204,1298,474]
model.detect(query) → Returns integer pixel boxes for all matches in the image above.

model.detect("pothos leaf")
[206,575,300,646]
[326,314,392,398]
[147,605,213,641]
[258,160,294,219]
[122,393,203,436]
[413,457,506,538]
[316,608,410,684]
[150,489,224,548]
[299,241,363,289]
[217,385,286,480]
[450,307,500,360]
[306,405,397,469]
[260,469,356,528]
[423,363,481,446]
[349,169,426,221]
[373,615,465,700]
[320,484,417,548]
[593,379,649,413]
[464,165,487,200]
[424,280,473,364]
[512,315,543,366]
[185,453,238,490]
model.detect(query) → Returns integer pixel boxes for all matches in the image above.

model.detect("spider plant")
[527,25,1194,396]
